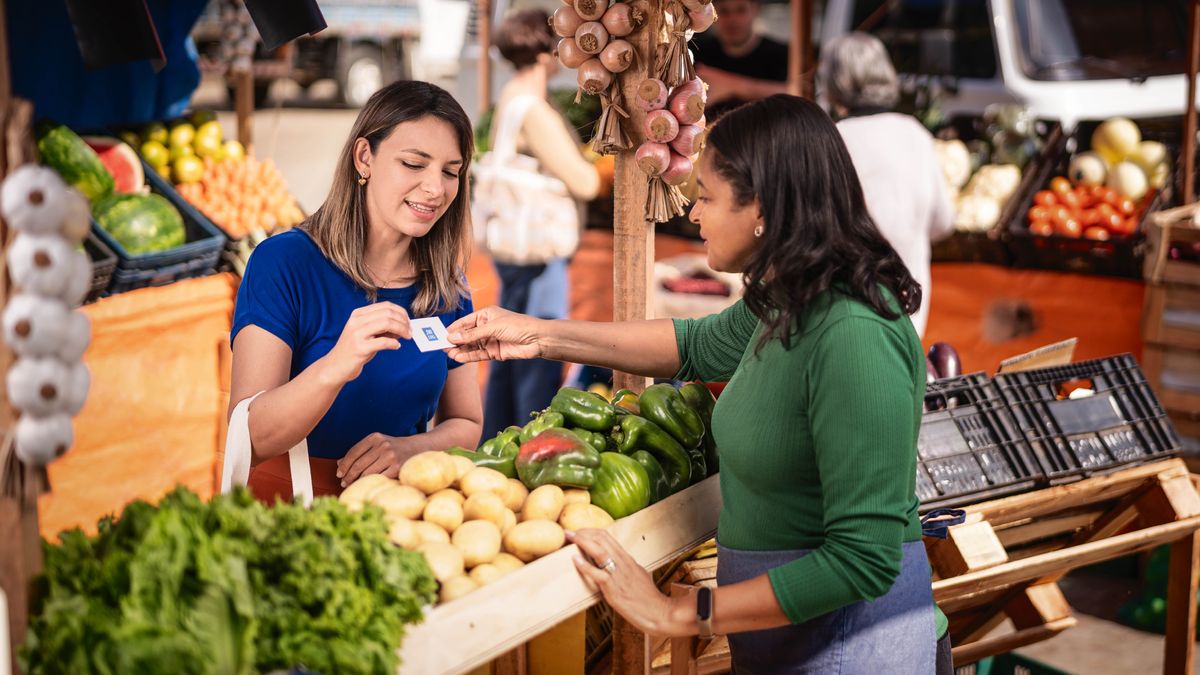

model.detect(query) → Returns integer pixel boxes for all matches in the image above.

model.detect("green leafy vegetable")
[23,487,436,675]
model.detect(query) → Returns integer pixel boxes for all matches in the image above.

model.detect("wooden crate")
[1143,284,1200,350]
[1142,344,1200,439]
[1146,204,1200,286]
[396,475,721,675]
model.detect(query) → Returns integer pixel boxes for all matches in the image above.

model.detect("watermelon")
[83,136,145,194]
[35,121,114,203]
[92,193,186,254]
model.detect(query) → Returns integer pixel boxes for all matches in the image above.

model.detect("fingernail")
[573,554,588,566]
[336,471,343,478]
[340,481,346,488]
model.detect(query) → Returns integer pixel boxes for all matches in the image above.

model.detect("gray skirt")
[716,540,938,674]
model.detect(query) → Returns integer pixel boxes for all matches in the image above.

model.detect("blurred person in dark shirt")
[691,0,789,118]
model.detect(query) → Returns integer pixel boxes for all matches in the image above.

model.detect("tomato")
[1080,208,1102,227]
[1028,205,1052,223]
[1117,198,1136,216]
[1084,226,1110,241]
[1099,187,1121,207]
[1109,217,1138,237]
[1059,189,1082,211]
[1055,217,1082,238]
[1050,205,1073,226]
[1050,176,1073,195]
[1029,219,1055,237]
[1075,187,1096,209]
[1034,190,1058,207]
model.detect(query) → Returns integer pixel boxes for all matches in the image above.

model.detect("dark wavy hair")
[705,95,921,351]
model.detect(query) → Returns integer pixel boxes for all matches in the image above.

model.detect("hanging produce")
[0,165,93,469]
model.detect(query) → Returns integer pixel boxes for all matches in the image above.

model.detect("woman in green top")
[447,95,950,673]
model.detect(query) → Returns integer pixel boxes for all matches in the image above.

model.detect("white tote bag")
[471,95,582,266]
[220,391,314,507]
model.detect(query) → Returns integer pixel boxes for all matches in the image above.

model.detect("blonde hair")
[302,81,474,316]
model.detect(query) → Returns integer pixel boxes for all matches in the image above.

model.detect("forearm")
[247,355,343,462]
[540,318,681,379]
[738,76,789,100]
[405,417,482,457]
[662,575,790,636]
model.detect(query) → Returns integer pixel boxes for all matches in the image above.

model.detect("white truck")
[819,0,1195,131]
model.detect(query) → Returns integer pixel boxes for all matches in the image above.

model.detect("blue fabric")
[8,0,206,129]
[231,230,473,460]
[716,540,937,674]
[482,260,568,437]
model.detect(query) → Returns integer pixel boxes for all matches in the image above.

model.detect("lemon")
[152,162,172,181]
[170,143,195,162]
[173,156,205,184]
[195,120,223,143]
[142,121,168,145]
[168,123,196,149]
[189,109,217,127]
[140,140,170,167]
[194,133,223,159]
[222,140,246,162]
[119,130,141,148]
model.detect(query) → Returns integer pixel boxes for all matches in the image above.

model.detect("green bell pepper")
[550,387,617,432]
[519,411,566,444]
[478,425,522,457]
[612,415,691,493]
[589,452,651,519]
[679,383,718,476]
[515,428,602,489]
[446,447,516,478]
[639,383,705,448]
[569,427,608,454]
[631,450,669,504]
[504,425,524,444]
[611,389,641,416]
[685,446,707,486]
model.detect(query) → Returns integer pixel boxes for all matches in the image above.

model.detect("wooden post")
[787,0,812,98]
[0,0,41,663]
[1165,532,1199,675]
[234,69,254,155]
[478,0,493,118]
[1184,0,1200,204]
[609,0,661,394]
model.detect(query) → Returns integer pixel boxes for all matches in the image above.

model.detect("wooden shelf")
[396,475,721,675]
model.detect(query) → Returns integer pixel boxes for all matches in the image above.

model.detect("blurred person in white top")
[820,32,953,337]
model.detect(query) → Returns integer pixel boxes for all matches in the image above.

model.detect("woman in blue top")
[230,81,482,501]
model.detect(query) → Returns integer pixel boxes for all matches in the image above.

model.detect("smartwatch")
[696,586,714,639]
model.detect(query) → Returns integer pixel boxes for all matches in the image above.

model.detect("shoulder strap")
[221,392,313,507]
[492,95,542,162]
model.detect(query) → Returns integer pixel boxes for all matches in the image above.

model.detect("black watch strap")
[696,586,714,639]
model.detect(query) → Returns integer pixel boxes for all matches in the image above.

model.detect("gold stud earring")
[358,174,368,186]
[754,225,764,238]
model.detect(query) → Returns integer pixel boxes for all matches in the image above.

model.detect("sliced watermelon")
[83,136,145,195]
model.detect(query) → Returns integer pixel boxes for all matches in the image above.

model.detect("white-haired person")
[820,31,954,338]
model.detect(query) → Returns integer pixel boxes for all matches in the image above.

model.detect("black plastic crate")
[82,229,116,302]
[929,120,1063,266]
[92,158,226,294]
[1007,119,1172,279]
[994,354,1181,482]
[916,372,1043,512]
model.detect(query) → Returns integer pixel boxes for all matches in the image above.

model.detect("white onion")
[577,58,614,94]
[599,39,635,73]
[575,21,610,55]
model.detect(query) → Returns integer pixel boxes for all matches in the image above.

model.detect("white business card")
[410,317,453,352]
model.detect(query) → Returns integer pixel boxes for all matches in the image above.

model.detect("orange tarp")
[38,274,238,538]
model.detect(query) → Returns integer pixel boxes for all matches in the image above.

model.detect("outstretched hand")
[445,306,546,363]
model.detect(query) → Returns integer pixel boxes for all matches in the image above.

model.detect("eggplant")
[927,342,962,379]
[925,356,938,384]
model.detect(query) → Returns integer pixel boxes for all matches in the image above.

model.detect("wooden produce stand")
[399,476,720,674]
[661,459,1200,674]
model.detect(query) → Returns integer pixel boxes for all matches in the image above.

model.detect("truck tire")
[339,45,386,108]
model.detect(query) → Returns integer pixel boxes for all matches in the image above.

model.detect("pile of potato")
[339,451,615,603]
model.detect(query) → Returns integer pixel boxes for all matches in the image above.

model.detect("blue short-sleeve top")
[231,229,473,459]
